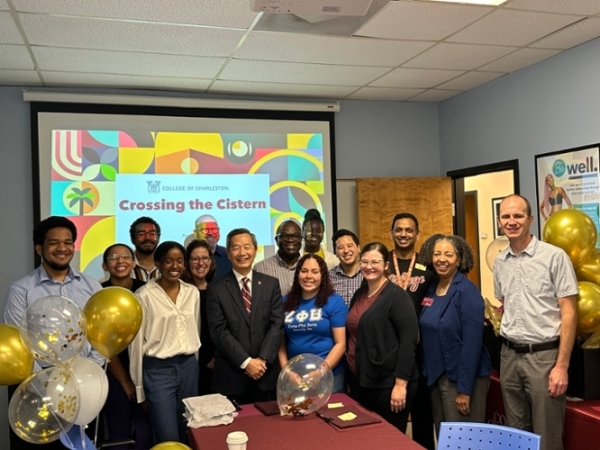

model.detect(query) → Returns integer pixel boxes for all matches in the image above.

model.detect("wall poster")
[535,144,600,246]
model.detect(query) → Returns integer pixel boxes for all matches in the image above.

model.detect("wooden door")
[464,191,481,289]
[356,177,454,252]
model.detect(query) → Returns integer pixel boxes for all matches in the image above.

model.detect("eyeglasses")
[277,233,302,241]
[135,231,159,238]
[197,227,220,234]
[107,253,133,262]
[359,259,384,267]
[190,256,211,264]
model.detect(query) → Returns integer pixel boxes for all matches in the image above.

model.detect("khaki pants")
[430,374,490,436]
[500,344,566,450]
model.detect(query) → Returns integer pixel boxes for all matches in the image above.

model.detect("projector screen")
[32,102,336,280]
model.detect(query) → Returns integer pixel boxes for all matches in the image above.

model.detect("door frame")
[448,159,520,235]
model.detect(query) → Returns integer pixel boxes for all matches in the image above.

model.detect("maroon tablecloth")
[486,371,600,449]
[189,393,424,450]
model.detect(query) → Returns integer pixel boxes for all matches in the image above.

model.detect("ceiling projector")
[250,0,374,16]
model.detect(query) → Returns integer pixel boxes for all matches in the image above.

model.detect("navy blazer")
[419,272,491,395]
[207,270,284,395]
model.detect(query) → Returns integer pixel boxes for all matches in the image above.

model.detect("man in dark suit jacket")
[207,228,284,404]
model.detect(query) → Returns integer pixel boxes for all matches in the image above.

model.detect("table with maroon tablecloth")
[485,370,600,449]
[188,393,425,450]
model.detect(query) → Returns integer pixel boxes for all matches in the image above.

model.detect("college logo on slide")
[147,181,161,194]
[552,159,566,177]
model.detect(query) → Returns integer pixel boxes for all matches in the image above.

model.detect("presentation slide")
[36,111,334,280]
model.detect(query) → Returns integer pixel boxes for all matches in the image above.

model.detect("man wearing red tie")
[207,228,284,404]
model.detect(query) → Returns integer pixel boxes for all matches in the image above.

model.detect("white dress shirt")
[129,278,200,402]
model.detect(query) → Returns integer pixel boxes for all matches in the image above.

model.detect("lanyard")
[392,251,416,290]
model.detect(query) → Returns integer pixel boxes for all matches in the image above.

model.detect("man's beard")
[45,260,70,271]
[135,243,156,256]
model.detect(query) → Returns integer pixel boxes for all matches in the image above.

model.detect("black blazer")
[207,270,284,395]
[349,281,419,389]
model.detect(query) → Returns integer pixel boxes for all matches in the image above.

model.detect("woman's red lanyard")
[392,251,415,290]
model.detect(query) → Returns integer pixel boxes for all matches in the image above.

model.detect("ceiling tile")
[370,67,464,89]
[19,14,245,57]
[408,89,462,102]
[507,0,600,15]
[346,87,427,101]
[43,71,212,91]
[32,47,225,78]
[447,9,581,46]
[0,11,23,44]
[236,31,434,67]
[436,71,505,90]
[0,0,8,10]
[478,48,561,72]
[12,0,258,28]
[0,69,41,85]
[221,59,389,86]
[355,1,492,41]
[210,80,357,99]
[0,44,33,70]
[403,43,516,70]
[531,18,600,49]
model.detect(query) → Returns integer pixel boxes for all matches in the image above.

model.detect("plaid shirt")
[253,253,298,296]
[329,264,364,307]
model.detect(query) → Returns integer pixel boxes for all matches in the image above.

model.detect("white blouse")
[129,278,200,402]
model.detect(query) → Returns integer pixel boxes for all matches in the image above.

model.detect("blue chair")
[437,422,541,450]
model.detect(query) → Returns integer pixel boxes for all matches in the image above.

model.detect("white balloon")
[485,236,510,271]
[70,356,109,426]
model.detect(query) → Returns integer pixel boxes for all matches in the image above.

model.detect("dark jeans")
[347,372,417,434]
[143,354,198,445]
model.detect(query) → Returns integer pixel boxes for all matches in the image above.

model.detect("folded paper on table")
[317,404,382,430]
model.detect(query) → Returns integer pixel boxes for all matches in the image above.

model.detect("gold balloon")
[576,249,600,284]
[543,209,597,268]
[576,282,600,333]
[84,287,143,358]
[151,442,192,450]
[0,324,34,385]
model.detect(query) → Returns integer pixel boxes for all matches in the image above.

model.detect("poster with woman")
[535,144,600,246]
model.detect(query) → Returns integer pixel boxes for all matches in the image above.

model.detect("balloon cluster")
[543,210,600,346]
[0,287,142,448]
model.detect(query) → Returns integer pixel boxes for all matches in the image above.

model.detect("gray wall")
[439,37,600,213]
[0,86,440,447]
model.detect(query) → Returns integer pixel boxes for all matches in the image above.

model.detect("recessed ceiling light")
[427,0,507,6]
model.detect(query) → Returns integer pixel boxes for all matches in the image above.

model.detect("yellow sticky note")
[338,412,357,421]
[327,402,344,409]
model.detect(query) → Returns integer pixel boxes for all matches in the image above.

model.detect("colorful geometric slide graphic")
[50,130,326,278]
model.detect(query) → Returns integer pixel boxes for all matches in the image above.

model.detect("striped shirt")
[3,265,105,369]
[131,255,159,281]
[329,264,364,307]
[254,253,298,296]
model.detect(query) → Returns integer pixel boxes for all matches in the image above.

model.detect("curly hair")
[129,216,161,240]
[417,234,475,274]
[182,239,216,284]
[34,216,77,246]
[283,254,334,312]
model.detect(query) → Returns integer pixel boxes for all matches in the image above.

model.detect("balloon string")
[80,425,87,450]
[93,359,109,447]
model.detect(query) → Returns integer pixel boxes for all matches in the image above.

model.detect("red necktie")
[242,277,252,317]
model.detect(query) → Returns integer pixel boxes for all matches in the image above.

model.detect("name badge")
[422,297,433,307]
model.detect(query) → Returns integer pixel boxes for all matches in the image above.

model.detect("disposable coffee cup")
[226,431,248,450]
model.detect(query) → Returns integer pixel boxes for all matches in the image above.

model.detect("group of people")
[2,195,577,450]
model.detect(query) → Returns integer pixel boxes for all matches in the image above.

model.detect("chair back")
[438,422,541,450]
